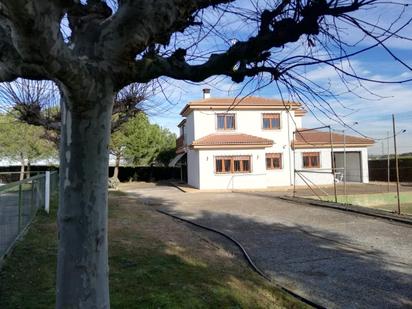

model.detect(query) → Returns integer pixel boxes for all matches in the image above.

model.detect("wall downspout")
[286,105,293,186]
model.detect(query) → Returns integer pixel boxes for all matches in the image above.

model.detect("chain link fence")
[291,165,412,216]
[0,171,43,185]
[0,171,58,261]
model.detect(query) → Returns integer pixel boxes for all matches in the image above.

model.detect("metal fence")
[0,171,58,261]
[0,171,43,185]
[291,166,412,216]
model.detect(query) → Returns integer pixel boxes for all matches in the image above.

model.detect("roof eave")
[292,143,374,149]
[180,104,190,116]
[191,143,273,149]
[177,119,186,127]
[181,103,303,116]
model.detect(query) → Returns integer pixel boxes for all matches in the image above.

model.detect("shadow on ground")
[1,190,303,309]
[122,183,412,309]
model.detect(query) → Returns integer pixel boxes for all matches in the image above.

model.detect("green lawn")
[317,192,412,215]
[0,182,33,193]
[0,192,306,309]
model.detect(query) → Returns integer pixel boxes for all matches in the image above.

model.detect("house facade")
[174,89,373,190]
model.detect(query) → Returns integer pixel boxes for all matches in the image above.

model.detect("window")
[266,153,282,169]
[215,156,251,173]
[217,113,236,130]
[302,152,320,168]
[262,113,280,129]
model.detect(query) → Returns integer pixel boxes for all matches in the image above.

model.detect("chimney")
[202,88,211,99]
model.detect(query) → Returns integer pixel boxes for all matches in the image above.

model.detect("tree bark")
[56,83,114,308]
[19,153,25,181]
[26,160,31,179]
[113,155,120,180]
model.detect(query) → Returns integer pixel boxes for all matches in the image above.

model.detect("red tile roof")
[181,96,302,116]
[190,97,300,106]
[294,130,374,148]
[192,133,273,148]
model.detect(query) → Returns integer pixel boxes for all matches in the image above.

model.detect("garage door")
[333,152,362,182]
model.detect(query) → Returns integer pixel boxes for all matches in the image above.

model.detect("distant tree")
[0,79,152,135]
[109,129,127,182]
[0,114,57,179]
[0,80,153,185]
[154,127,177,166]
[109,113,176,180]
[123,117,176,167]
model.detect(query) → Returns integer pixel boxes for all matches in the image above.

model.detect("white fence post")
[45,171,50,213]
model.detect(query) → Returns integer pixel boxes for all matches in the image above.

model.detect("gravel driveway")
[121,182,412,309]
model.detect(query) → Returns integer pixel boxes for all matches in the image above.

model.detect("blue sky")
[3,1,410,156]
[146,2,412,155]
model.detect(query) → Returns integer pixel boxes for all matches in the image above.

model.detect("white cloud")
[299,61,412,154]
[147,2,412,155]
[149,60,412,155]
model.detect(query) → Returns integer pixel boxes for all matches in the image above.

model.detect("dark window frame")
[302,152,320,168]
[262,113,281,130]
[215,156,251,174]
[217,113,236,130]
[266,153,282,169]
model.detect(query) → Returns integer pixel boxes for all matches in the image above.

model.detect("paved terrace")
[121,182,412,309]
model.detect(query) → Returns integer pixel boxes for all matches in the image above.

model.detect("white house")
[174,89,374,190]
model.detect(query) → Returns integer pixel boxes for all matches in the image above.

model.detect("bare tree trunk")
[26,160,31,179]
[113,155,120,180]
[19,153,25,181]
[56,84,114,308]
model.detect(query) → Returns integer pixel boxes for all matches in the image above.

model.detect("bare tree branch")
[0,78,154,134]
[124,0,370,84]
[99,0,234,59]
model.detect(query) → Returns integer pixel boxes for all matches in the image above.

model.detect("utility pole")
[286,104,293,186]
[329,126,338,203]
[387,131,390,192]
[392,114,401,214]
[343,129,347,204]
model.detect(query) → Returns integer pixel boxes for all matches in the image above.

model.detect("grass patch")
[314,192,412,215]
[0,192,308,309]
[0,195,58,308]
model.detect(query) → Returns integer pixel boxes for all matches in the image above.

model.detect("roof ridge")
[295,129,374,145]
[180,96,302,116]
[192,132,274,147]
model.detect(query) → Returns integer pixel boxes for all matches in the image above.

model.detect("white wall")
[265,146,294,187]
[191,109,298,142]
[294,147,370,185]
[0,158,59,167]
[185,113,195,146]
[294,148,334,185]
[187,149,200,188]
[361,148,369,183]
[188,146,370,189]
[187,109,298,188]
[183,107,370,189]
[197,148,268,189]
[294,114,303,128]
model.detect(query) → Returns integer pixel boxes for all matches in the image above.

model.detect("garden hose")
[156,209,326,309]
